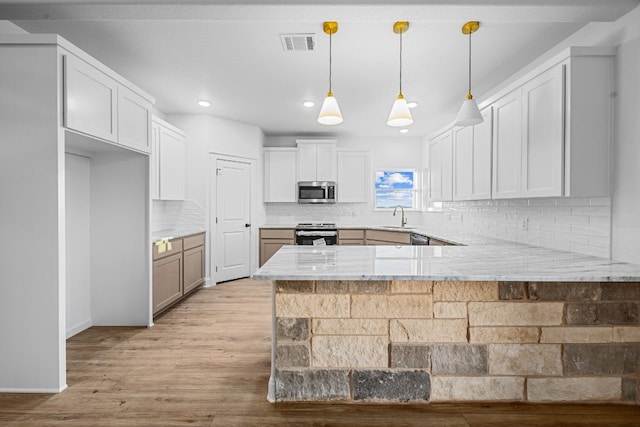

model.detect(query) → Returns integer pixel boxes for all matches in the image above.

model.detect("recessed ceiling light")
[406,101,418,109]
[400,128,409,134]
[302,100,315,108]
[197,100,211,107]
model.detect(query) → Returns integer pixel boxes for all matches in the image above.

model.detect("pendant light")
[455,21,483,127]
[317,21,343,125]
[387,21,413,127]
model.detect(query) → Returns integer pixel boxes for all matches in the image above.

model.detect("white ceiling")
[1,1,638,139]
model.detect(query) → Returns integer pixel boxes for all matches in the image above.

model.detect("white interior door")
[215,159,251,282]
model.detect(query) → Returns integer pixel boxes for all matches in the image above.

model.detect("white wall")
[161,114,265,282]
[0,45,65,392]
[0,20,27,34]
[612,34,640,263]
[263,136,425,226]
[65,153,92,338]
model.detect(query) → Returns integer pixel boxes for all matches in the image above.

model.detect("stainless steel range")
[295,223,338,246]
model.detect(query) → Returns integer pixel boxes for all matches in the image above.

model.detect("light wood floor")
[1,278,639,426]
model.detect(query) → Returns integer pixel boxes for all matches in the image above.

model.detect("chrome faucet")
[393,205,407,228]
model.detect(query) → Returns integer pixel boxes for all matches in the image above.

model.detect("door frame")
[208,153,258,285]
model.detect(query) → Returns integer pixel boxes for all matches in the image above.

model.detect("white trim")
[66,320,93,339]
[0,384,68,394]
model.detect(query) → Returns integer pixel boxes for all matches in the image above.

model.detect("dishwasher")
[410,232,429,245]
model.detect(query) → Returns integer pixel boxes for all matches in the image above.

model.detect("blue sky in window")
[375,171,415,208]
[375,171,414,189]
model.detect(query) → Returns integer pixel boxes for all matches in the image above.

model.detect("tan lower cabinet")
[365,229,411,246]
[153,252,183,314]
[428,238,454,246]
[153,232,205,316]
[260,228,294,267]
[338,229,365,245]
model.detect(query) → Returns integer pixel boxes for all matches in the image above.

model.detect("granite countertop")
[255,223,640,282]
[152,228,206,243]
[252,245,640,282]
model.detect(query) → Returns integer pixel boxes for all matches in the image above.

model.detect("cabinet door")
[337,151,370,203]
[522,64,565,198]
[150,122,160,200]
[260,239,293,267]
[297,144,317,182]
[453,126,473,201]
[471,107,493,200]
[153,253,183,314]
[429,130,453,202]
[264,149,297,202]
[183,246,204,294]
[158,125,186,200]
[117,86,151,153]
[64,55,117,143]
[492,89,523,199]
[315,143,337,181]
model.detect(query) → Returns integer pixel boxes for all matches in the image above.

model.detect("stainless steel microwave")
[297,181,336,204]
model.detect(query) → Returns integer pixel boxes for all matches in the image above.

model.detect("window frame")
[373,169,421,211]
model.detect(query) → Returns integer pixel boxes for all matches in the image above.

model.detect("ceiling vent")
[280,33,316,52]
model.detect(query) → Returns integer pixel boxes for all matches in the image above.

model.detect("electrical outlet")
[519,217,528,231]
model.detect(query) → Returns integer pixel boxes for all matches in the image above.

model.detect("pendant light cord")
[399,30,403,96]
[328,31,333,95]
[467,30,472,98]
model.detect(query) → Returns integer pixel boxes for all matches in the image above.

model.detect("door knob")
[245,223,251,227]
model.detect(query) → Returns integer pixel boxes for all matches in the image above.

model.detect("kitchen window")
[374,170,420,210]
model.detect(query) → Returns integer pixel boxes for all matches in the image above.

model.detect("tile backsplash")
[264,197,611,258]
[427,196,611,258]
[152,200,206,232]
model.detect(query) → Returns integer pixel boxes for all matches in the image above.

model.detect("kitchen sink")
[380,226,416,230]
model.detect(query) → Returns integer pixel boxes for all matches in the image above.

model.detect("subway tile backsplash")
[428,197,611,258]
[152,200,206,232]
[264,197,611,258]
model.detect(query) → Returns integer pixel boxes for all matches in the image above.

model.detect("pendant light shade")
[318,21,343,125]
[318,92,343,125]
[388,95,413,127]
[455,21,483,127]
[387,21,413,127]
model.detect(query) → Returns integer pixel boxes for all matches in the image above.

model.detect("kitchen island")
[253,244,640,405]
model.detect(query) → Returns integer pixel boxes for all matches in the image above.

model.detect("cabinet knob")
[245,223,251,228]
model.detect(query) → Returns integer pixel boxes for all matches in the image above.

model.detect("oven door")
[295,230,338,245]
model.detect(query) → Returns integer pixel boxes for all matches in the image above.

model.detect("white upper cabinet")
[433,46,612,202]
[264,148,297,203]
[337,150,370,203]
[150,123,160,200]
[471,108,493,200]
[492,89,523,199]
[521,64,565,198]
[152,116,186,200]
[117,85,152,153]
[429,129,453,202]
[452,125,473,201]
[296,139,337,182]
[64,54,118,143]
[64,53,153,154]
[453,107,493,201]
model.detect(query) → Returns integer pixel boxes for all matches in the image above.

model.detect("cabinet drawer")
[339,229,365,239]
[153,238,183,260]
[260,228,294,239]
[428,238,454,246]
[366,230,411,245]
[183,233,205,250]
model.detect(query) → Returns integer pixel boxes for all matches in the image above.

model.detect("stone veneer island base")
[272,279,640,404]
